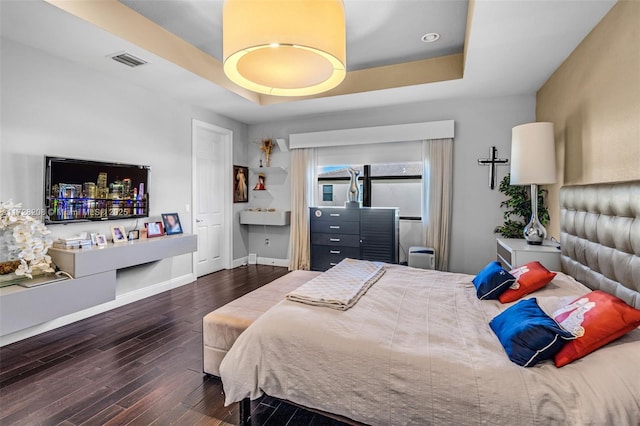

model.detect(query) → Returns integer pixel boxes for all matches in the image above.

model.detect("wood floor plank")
[148,401,190,425]
[0,265,348,426]
[79,404,126,425]
[21,384,114,425]
[250,402,278,425]
[0,374,93,424]
[118,369,205,425]
[66,368,162,424]
[263,401,297,426]
[0,354,74,389]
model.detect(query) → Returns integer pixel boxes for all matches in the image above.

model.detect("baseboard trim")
[232,257,248,268]
[0,273,196,347]
[257,257,290,268]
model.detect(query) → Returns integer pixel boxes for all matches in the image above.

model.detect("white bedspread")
[220,265,640,425]
[286,258,385,310]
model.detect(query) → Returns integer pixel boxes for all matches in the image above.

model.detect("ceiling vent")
[110,52,148,68]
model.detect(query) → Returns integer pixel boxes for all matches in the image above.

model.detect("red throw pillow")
[498,261,556,303]
[553,290,640,367]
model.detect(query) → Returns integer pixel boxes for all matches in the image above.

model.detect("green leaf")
[494,174,551,237]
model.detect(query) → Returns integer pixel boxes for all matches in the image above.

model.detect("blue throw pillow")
[472,261,515,300]
[490,298,574,367]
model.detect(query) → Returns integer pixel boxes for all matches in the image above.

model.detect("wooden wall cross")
[477,146,509,190]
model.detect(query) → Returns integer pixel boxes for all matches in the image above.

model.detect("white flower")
[1,199,54,279]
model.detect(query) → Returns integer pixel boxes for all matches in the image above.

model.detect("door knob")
[196,219,203,223]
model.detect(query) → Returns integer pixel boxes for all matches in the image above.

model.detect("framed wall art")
[234,165,249,203]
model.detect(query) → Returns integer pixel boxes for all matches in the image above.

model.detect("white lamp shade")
[510,122,557,185]
[223,0,346,97]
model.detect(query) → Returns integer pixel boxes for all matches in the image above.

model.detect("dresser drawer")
[311,220,359,235]
[311,233,360,247]
[496,238,561,271]
[310,208,360,222]
[496,240,513,269]
[311,245,360,271]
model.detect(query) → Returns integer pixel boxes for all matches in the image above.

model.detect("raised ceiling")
[0,0,616,124]
[119,0,469,71]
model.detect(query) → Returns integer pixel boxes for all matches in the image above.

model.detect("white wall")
[241,139,291,264]
[246,95,536,274]
[0,38,249,340]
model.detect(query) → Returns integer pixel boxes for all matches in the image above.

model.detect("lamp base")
[523,183,547,245]
[523,215,547,245]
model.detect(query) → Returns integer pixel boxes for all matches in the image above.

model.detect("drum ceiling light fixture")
[223,0,346,97]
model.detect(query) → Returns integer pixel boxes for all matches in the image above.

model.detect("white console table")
[0,234,197,336]
[49,234,197,278]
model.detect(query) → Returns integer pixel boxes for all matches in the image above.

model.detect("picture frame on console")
[145,221,164,238]
[96,234,107,247]
[128,230,139,241]
[111,226,127,244]
[161,213,183,235]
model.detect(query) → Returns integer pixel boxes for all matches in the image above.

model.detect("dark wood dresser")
[310,207,399,271]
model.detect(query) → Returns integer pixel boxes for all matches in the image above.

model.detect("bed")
[219,180,640,425]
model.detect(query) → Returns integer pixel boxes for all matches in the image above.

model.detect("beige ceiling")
[0,0,616,124]
[45,0,469,105]
[120,0,469,70]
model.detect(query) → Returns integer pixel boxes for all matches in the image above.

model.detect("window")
[317,161,422,220]
[322,184,333,202]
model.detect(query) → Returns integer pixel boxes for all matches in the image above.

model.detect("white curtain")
[422,138,453,271]
[288,148,316,270]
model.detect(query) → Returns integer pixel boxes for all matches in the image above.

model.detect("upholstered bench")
[203,269,321,376]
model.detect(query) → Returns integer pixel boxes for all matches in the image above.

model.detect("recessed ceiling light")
[421,33,440,43]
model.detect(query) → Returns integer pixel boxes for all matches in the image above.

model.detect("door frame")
[191,119,233,275]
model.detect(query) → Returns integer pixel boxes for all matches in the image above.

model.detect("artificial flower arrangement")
[259,138,274,167]
[0,200,54,280]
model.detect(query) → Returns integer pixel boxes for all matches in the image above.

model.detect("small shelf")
[240,210,291,226]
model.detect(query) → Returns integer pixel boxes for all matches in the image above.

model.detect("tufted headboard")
[560,180,640,309]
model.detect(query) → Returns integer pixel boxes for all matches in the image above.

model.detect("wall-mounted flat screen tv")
[44,156,150,224]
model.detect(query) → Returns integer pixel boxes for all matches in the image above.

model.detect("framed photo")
[96,234,107,247]
[233,165,249,203]
[111,225,127,244]
[90,233,98,245]
[128,230,139,241]
[161,213,183,235]
[145,221,164,238]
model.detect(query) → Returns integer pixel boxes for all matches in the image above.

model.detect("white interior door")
[193,120,232,277]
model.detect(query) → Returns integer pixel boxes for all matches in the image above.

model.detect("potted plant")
[494,174,550,239]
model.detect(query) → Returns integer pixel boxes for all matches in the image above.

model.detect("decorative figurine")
[254,173,266,190]
[259,138,274,167]
[345,168,361,208]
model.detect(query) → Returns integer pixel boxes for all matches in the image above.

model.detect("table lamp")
[510,122,557,245]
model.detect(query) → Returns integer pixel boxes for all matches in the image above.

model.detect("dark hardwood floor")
[0,265,347,425]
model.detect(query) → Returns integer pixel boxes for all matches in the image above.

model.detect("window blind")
[316,140,422,166]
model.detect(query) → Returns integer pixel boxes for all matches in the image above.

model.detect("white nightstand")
[496,238,561,271]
